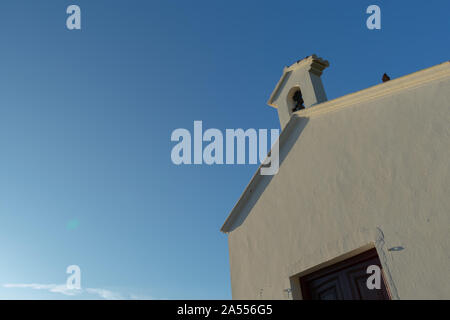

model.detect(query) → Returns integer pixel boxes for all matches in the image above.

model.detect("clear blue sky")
[0,1,448,299]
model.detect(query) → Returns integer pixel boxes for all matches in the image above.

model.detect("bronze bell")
[292,90,305,112]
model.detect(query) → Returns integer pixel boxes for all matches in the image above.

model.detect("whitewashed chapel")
[221,55,450,299]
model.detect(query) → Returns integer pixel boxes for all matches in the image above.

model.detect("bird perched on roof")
[382,73,391,82]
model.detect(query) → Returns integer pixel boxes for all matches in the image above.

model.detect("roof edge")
[220,114,300,233]
[295,61,450,118]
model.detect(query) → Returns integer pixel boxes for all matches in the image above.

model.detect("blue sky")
[0,1,448,299]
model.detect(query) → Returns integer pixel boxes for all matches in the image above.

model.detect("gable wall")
[227,76,450,299]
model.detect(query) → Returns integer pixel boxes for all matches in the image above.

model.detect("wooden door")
[300,248,390,300]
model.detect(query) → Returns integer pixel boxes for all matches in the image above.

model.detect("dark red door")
[300,248,390,300]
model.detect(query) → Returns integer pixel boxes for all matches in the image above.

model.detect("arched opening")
[287,86,305,112]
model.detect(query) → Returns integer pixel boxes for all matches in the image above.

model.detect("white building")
[221,55,450,299]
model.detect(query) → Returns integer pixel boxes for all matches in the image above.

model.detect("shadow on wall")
[226,115,310,232]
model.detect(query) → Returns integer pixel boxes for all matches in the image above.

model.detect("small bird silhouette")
[382,73,391,82]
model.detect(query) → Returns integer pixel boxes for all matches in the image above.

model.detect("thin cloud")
[3,283,127,300]
[85,288,123,300]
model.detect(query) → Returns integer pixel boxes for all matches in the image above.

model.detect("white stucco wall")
[225,64,450,299]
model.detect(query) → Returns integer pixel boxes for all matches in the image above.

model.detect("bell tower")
[267,55,329,129]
